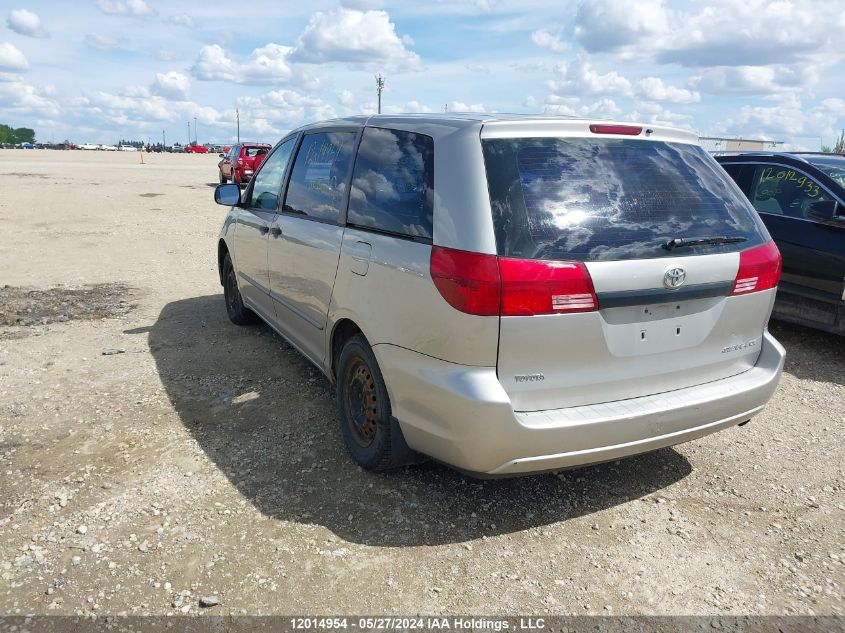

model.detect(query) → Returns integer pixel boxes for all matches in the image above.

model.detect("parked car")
[213,115,785,476]
[218,143,272,185]
[184,144,209,154]
[79,143,98,151]
[119,144,139,152]
[715,152,845,335]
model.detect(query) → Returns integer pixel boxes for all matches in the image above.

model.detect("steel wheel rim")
[225,267,238,313]
[344,358,378,448]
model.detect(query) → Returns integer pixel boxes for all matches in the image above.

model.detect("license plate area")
[600,297,724,356]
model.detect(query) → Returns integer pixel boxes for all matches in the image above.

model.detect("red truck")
[184,143,209,154]
[218,143,272,185]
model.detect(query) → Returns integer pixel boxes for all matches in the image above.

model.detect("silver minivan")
[214,114,785,476]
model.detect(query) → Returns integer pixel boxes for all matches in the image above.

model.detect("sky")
[1,0,844,148]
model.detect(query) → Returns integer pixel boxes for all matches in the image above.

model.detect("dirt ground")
[0,149,842,618]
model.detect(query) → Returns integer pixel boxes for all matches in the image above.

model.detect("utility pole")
[194,116,198,145]
[162,129,165,149]
[375,73,385,114]
[236,108,240,144]
[187,121,190,146]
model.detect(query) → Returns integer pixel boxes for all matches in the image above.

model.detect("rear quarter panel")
[327,228,499,371]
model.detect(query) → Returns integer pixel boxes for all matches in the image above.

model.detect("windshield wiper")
[662,236,747,251]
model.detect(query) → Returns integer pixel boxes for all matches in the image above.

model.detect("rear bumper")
[374,331,785,475]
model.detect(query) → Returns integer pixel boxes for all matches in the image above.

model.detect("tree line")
[0,124,36,144]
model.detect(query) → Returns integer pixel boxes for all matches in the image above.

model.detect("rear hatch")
[241,146,270,171]
[481,122,780,411]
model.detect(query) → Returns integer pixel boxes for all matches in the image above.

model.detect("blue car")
[715,151,845,335]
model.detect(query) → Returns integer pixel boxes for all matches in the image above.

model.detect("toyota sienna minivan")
[213,114,785,476]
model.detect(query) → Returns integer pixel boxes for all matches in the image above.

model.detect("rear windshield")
[482,137,766,262]
[243,147,269,158]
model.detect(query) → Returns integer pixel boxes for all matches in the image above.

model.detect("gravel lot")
[0,150,842,617]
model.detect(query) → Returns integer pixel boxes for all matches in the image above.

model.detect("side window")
[228,145,239,160]
[283,131,357,223]
[750,165,832,219]
[247,138,295,211]
[348,127,434,240]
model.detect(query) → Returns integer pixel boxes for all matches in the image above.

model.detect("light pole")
[187,121,190,146]
[236,108,240,144]
[194,116,198,145]
[375,74,385,114]
[162,129,165,149]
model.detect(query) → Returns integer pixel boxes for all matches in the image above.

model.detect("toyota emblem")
[663,267,686,289]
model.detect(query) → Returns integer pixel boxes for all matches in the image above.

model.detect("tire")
[336,334,416,471]
[221,253,258,325]
[219,170,227,184]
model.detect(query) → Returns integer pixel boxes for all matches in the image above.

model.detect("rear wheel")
[336,334,416,470]
[222,253,258,325]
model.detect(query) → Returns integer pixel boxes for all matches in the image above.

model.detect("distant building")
[699,136,784,152]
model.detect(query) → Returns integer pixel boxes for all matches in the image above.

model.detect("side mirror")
[218,153,225,158]
[214,183,241,207]
[806,199,843,224]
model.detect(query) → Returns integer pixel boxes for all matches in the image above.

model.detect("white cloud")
[574,0,668,55]
[191,43,294,85]
[165,14,193,28]
[634,77,699,104]
[151,71,189,100]
[291,9,421,71]
[543,97,621,119]
[573,0,841,68]
[338,89,357,107]
[530,28,569,53]
[340,0,385,8]
[236,89,336,127]
[0,79,59,117]
[714,96,845,141]
[96,0,154,17]
[85,33,121,50]
[451,101,485,113]
[7,9,48,38]
[72,89,224,133]
[692,65,815,96]
[383,100,434,114]
[0,42,28,71]
[547,57,631,98]
[625,102,694,128]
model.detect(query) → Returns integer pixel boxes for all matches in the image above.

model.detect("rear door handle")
[269,226,282,238]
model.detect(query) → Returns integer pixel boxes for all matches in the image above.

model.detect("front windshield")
[812,162,845,188]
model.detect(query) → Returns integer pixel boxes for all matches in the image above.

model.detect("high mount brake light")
[430,247,598,316]
[731,241,782,295]
[589,124,643,136]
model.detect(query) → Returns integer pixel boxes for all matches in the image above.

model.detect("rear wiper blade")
[662,236,747,251]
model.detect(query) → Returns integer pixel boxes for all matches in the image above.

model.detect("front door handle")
[269,226,283,238]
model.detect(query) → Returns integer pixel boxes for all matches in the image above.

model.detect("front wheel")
[336,334,416,470]
[222,253,258,325]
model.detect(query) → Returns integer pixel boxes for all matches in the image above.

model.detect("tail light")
[430,247,500,316]
[430,246,597,316]
[589,124,642,136]
[499,257,596,315]
[731,241,782,295]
